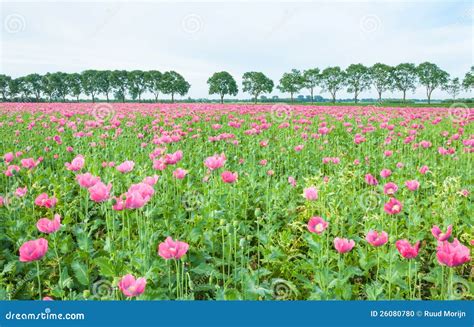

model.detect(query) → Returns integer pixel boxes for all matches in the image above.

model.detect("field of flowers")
[0,102,472,301]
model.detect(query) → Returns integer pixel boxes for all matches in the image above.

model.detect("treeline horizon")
[1,63,472,104]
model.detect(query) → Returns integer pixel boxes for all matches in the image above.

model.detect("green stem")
[36,261,42,300]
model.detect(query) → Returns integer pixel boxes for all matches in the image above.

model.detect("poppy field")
[0,102,472,301]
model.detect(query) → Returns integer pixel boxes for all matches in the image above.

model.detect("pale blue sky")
[1,0,473,100]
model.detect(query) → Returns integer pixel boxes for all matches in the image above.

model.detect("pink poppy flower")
[307,216,329,234]
[365,174,378,186]
[173,168,188,179]
[405,180,420,191]
[36,214,61,234]
[366,230,388,247]
[88,181,112,202]
[76,173,101,189]
[436,239,470,267]
[431,225,452,241]
[158,237,189,260]
[20,158,40,169]
[384,198,402,215]
[5,165,20,177]
[303,186,318,201]
[221,171,238,183]
[65,155,85,171]
[15,186,27,197]
[4,152,14,163]
[142,175,159,186]
[118,274,147,297]
[163,150,183,165]
[116,161,135,173]
[42,297,54,301]
[204,153,226,170]
[380,169,392,178]
[334,237,355,253]
[34,193,58,208]
[288,176,296,187]
[395,239,420,259]
[419,165,429,174]
[19,238,48,262]
[383,182,398,195]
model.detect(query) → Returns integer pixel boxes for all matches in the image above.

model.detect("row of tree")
[1,63,472,104]
[0,70,190,103]
[208,63,473,104]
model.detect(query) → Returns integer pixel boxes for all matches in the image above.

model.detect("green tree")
[41,74,55,102]
[81,70,100,102]
[24,74,43,101]
[146,70,163,102]
[128,70,147,102]
[344,64,371,103]
[302,68,320,104]
[161,71,190,103]
[393,63,417,102]
[49,72,70,101]
[242,72,274,103]
[0,75,11,101]
[207,71,238,104]
[417,62,449,104]
[370,63,393,101]
[7,78,20,101]
[319,66,346,103]
[97,70,113,102]
[277,69,304,102]
[462,66,473,91]
[444,77,461,100]
[111,70,129,102]
[68,73,82,102]
[17,77,32,101]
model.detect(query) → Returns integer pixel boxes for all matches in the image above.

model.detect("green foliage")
[207,71,238,103]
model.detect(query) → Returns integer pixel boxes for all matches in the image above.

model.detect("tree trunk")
[354,91,358,104]
[311,88,314,104]
[290,92,294,103]
[106,93,109,102]
[138,93,141,103]
[155,93,159,102]
[76,95,80,102]
[171,93,174,103]
[92,95,95,103]
[332,92,336,103]
[403,90,406,102]
[220,95,224,104]
[378,92,382,101]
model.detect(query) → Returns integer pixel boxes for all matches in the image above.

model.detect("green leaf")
[71,262,89,286]
[93,257,115,277]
